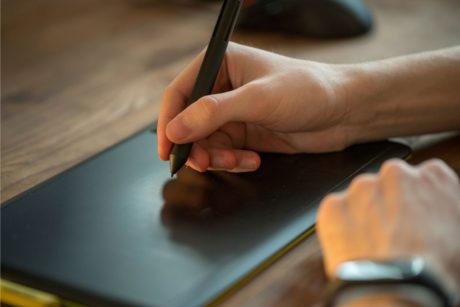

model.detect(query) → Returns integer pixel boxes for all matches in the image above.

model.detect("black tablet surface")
[1,128,411,307]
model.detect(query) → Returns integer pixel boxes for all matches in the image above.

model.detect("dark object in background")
[238,0,373,38]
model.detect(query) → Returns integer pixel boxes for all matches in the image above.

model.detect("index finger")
[157,50,206,160]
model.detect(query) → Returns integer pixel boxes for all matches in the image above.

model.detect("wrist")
[315,62,389,148]
[301,62,360,148]
[323,258,456,307]
[422,256,460,303]
[335,62,389,145]
[334,285,442,307]
[335,48,460,145]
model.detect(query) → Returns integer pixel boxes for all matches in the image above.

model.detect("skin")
[158,43,351,172]
[158,43,460,172]
[158,43,460,305]
[317,159,460,306]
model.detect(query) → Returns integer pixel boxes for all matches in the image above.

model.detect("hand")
[317,159,460,295]
[157,42,350,172]
[158,45,460,172]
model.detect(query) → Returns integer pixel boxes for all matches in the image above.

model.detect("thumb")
[165,83,266,143]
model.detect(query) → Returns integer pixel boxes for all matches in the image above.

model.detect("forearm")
[340,46,460,144]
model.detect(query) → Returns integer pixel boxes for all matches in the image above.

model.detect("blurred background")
[2,0,460,202]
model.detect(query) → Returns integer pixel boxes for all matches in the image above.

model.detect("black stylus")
[169,0,242,176]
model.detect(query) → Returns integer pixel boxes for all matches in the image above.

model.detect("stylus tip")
[169,155,183,177]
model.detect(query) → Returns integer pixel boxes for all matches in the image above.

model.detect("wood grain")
[2,0,460,306]
[2,0,218,202]
[3,0,460,203]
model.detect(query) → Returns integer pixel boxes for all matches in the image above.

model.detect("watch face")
[336,258,425,282]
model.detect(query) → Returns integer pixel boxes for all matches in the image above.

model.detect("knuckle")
[317,193,345,236]
[421,159,459,183]
[247,80,269,99]
[348,174,376,194]
[317,193,343,223]
[380,159,408,179]
[421,158,448,174]
[321,193,342,206]
[162,84,175,101]
[197,96,220,122]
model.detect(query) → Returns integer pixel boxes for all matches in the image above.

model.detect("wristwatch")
[322,257,454,307]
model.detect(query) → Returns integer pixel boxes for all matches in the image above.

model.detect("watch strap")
[322,258,454,307]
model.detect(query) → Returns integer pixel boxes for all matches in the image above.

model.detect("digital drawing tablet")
[1,126,411,307]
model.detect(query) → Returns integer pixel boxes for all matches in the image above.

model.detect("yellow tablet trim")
[1,279,60,307]
[208,225,317,306]
[0,279,85,307]
[1,227,315,307]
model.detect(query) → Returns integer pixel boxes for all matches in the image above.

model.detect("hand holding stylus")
[167,0,242,176]
[158,45,460,173]
[158,43,351,172]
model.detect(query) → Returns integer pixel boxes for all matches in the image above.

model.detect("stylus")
[169,0,242,176]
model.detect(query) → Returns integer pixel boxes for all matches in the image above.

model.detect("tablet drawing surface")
[1,128,411,307]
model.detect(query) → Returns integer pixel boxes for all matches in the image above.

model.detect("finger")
[418,158,459,184]
[186,142,210,173]
[379,159,415,184]
[157,50,207,160]
[378,159,417,211]
[185,144,260,173]
[208,148,237,170]
[316,192,348,278]
[346,174,381,221]
[158,87,188,160]
[206,148,260,172]
[226,149,260,172]
[165,81,269,144]
[347,174,378,205]
[316,191,347,232]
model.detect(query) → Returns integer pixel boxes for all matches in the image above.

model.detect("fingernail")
[239,158,258,171]
[168,116,191,141]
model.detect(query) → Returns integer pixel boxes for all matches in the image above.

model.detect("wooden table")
[2,0,460,306]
